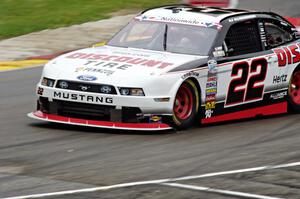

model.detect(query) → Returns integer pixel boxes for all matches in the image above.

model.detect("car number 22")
[225,58,268,106]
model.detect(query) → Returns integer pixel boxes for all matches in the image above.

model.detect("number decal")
[226,61,249,105]
[245,58,268,101]
[225,58,268,106]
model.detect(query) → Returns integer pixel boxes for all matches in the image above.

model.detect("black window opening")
[264,20,294,49]
[224,20,262,57]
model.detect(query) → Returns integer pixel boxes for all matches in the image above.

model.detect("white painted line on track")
[170,161,300,182]
[2,161,300,199]
[162,183,283,199]
[1,180,167,199]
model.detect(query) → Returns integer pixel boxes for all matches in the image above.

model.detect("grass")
[0,0,179,40]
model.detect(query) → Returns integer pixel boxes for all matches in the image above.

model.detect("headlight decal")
[118,87,145,96]
[41,77,55,87]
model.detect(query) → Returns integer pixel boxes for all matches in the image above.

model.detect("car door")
[214,18,277,115]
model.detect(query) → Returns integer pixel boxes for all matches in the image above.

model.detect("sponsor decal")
[273,74,287,84]
[112,51,150,58]
[204,60,218,117]
[66,53,174,69]
[206,81,217,88]
[205,101,216,110]
[75,66,115,76]
[142,15,156,20]
[207,76,217,82]
[228,15,257,23]
[273,43,300,67]
[258,21,267,48]
[270,91,287,100]
[53,91,113,104]
[77,75,97,81]
[83,61,132,70]
[208,60,218,74]
[205,95,216,102]
[149,115,162,123]
[161,16,197,25]
[205,109,214,119]
[206,88,217,95]
[181,71,200,79]
[135,15,222,29]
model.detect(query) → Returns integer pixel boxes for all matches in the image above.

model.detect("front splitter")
[28,111,172,131]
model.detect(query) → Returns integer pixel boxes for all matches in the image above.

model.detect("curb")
[0,50,71,72]
[0,49,74,72]
[0,59,49,72]
[27,51,71,60]
[0,42,106,72]
[26,42,106,60]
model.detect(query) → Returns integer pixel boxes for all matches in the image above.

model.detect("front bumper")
[37,85,173,114]
[28,111,172,131]
[31,84,174,131]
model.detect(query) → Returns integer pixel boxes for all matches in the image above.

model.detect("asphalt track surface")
[1,1,300,198]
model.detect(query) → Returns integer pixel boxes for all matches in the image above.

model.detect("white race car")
[28,4,300,131]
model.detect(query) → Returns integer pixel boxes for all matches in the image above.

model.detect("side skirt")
[201,102,287,124]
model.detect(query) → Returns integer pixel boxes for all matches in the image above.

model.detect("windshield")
[107,20,218,56]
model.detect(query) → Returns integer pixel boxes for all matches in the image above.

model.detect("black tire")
[288,70,300,112]
[172,79,199,130]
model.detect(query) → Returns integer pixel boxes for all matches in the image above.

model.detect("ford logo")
[77,75,97,81]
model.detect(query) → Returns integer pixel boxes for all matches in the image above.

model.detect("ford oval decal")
[77,75,97,81]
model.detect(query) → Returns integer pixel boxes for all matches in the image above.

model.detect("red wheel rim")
[174,84,194,120]
[290,71,300,105]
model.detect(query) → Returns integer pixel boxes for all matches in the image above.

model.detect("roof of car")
[137,4,289,29]
[141,4,250,22]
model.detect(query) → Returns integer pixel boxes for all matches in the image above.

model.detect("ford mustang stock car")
[28,4,300,131]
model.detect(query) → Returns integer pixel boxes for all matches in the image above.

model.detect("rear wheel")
[172,79,199,130]
[288,71,300,112]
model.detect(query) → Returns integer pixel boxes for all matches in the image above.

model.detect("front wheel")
[172,79,199,130]
[288,71,300,112]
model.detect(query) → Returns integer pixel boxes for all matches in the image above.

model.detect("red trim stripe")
[47,114,69,122]
[70,118,87,124]
[202,102,287,124]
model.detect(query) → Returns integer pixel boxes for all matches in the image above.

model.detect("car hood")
[45,45,207,85]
